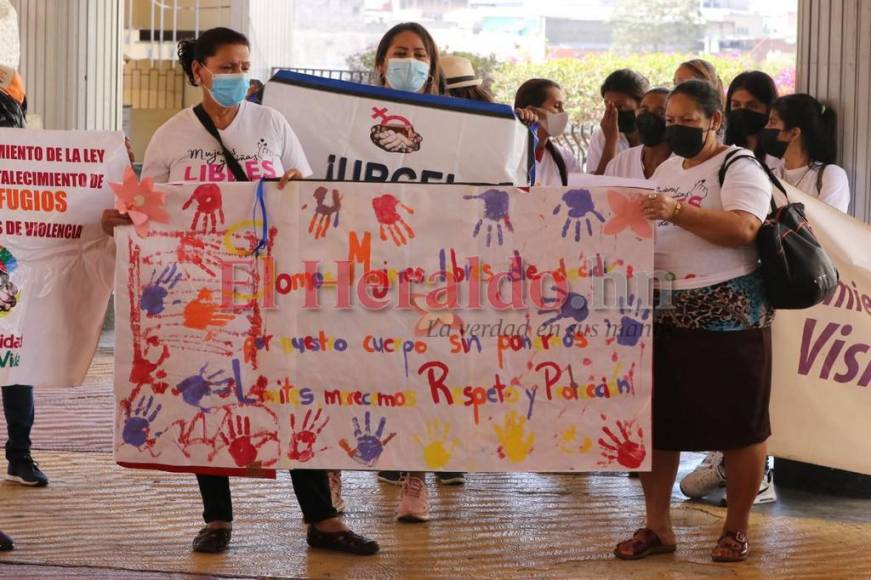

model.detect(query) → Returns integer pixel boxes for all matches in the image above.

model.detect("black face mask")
[759,128,789,158]
[618,109,637,133]
[635,112,667,147]
[727,109,769,139]
[667,124,710,158]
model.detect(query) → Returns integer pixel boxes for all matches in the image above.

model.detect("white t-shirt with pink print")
[141,100,312,183]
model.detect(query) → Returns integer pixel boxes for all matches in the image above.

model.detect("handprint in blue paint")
[122,395,162,447]
[539,286,590,335]
[463,188,514,247]
[174,363,234,410]
[552,189,605,242]
[339,411,396,467]
[140,264,182,316]
[605,294,651,347]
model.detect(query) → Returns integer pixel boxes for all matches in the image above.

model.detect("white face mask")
[541,111,569,137]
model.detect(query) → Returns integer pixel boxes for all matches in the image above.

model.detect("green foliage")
[611,0,705,53]
[490,52,795,124]
[346,49,376,73]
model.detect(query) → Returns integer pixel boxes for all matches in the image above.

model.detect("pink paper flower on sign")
[110,166,170,235]
[602,189,652,239]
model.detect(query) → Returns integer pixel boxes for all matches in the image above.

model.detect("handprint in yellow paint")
[495,411,535,463]
[557,426,593,455]
[414,419,459,470]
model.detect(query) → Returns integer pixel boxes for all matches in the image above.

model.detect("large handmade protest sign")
[769,186,871,476]
[263,71,530,185]
[113,181,653,473]
[0,129,127,387]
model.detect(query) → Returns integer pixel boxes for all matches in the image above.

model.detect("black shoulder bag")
[718,149,839,310]
[193,104,249,182]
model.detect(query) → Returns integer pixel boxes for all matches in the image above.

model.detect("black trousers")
[2,385,34,461]
[196,469,337,524]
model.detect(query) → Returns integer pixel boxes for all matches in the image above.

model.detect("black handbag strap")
[193,104,249,182]
[718,148,788,213]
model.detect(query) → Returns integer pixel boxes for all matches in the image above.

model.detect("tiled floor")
[1,348,870,578]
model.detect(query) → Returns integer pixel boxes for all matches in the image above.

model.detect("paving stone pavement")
[1,349,870,578]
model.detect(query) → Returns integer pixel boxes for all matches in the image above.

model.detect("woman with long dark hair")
[615,80,774,563]
[104,27,379,556]
[761,94,851,212]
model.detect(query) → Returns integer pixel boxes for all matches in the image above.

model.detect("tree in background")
[610,0,705,53]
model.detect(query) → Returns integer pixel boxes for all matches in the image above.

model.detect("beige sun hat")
[441,56,483,90]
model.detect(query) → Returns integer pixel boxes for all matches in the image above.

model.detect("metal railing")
[270,67,376,85]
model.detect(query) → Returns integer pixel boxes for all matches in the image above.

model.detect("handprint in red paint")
[598,415,646,469]
[183,183,225,234]
[288,408,330,462]
[372,194,415,246]
[219,414,258,467]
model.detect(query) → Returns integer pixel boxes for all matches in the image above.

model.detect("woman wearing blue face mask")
[106,27,379,557]
[374,22,443,96]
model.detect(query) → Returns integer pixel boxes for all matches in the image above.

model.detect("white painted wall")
[12,0,124,130]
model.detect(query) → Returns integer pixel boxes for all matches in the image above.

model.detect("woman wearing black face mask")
[588,69,649,175]
[605,88,672,179]
[724,71,779,166]
[614,80,774,564]
[760,94,850,213]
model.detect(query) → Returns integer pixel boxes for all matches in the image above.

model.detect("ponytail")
[818,103,838,164]
[177,27,250,86]
[177,39,199,85]
[545,140,568,186]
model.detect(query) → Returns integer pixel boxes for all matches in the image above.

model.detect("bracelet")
[669,201,683,222]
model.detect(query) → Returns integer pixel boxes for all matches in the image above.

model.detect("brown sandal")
[614,528,677,560]
[712,530,750,562]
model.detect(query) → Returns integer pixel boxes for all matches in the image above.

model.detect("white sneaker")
[680,452,726,499]
[327,470,346,514]
[396,474,430,523]
[721,464,778,506]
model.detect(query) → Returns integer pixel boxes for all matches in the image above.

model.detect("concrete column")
[796,0,871,223]
[12,0,123,130]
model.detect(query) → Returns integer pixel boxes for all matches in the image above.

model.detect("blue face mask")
[385,58,430,93]
[206,72,249,108]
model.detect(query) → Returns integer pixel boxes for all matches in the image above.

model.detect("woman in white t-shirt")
[513,78,582,186]
[104,27,378,557]
[605,88,672,180]
[587,69,649,174]
[614,80,774,564]
[761,94,851,213]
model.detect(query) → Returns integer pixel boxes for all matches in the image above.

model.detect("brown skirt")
[653,323,772,451]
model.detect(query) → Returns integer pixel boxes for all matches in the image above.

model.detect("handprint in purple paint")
[174,363,233,411]
[606,294,651,347]
[539,286,590,335]
[339,411,396,467]
[122,395,162,447]
[552,189,605,242]
[140,263,182,316]
[463,188,514,247]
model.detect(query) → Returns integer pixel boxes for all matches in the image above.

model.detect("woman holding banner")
[514,78,581,186]
[350,21,469,522]
[614,80,773,563]
[103,27,379,556]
